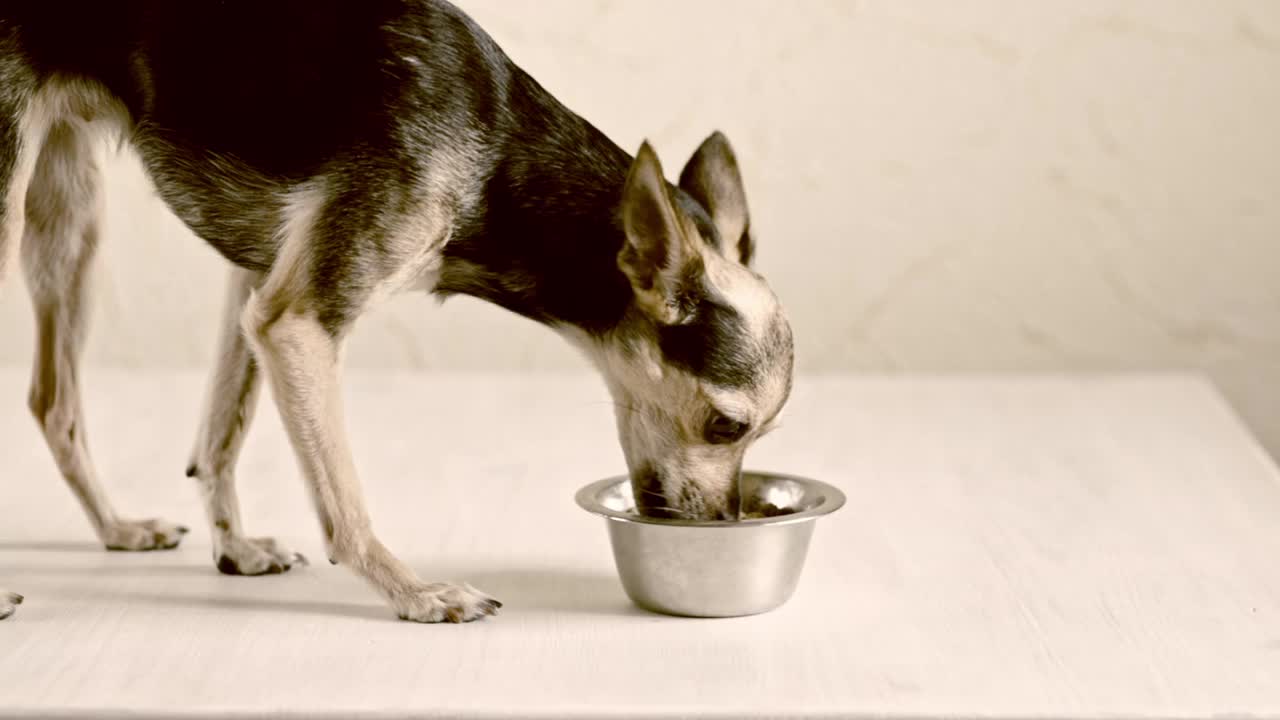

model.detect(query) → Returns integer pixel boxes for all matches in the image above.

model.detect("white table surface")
[1,369,1278,719]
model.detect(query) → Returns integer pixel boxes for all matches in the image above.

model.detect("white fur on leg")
[242,289,498,621]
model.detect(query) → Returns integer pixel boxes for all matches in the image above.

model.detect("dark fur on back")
[2,0,648,335]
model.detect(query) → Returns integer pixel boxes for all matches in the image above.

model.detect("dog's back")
[0,0,590,280]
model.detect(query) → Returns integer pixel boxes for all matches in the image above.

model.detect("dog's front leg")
[187,267,305,575]
[241,293,500,623]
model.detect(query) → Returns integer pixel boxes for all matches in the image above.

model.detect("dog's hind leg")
[22,119,188,551]
[187,266,305,575]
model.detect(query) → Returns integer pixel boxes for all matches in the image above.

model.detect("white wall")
[2,1,1279,451]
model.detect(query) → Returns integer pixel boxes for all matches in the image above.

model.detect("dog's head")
[591,132,793,520]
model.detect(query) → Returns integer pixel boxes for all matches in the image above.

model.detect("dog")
[0,0,794,623]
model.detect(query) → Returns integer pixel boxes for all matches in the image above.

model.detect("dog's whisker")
[635,504,690,518]
[641,508,689,518]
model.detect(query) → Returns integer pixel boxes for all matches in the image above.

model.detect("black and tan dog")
[0,0,793,622]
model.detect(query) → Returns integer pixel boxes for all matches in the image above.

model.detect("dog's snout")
[630,464,674,518]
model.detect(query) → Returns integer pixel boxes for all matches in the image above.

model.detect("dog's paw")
[103,518,189,551]
[216,536,307,576]
[0,591,23,620]
[392,582,502,623]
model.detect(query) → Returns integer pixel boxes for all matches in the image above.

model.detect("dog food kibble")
[743,503,796,519]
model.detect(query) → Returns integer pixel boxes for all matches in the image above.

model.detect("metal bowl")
[575,472,845,617]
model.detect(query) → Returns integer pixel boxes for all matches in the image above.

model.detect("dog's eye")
[705,414,749,444]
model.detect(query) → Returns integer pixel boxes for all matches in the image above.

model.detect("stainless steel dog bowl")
[575,472,845,617]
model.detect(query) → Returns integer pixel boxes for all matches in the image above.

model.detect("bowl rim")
[574,471,846,528]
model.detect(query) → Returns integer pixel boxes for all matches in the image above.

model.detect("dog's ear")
[679,131,753,266]
[620,141,702,324]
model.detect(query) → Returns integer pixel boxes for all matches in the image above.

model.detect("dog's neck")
[435,69,637,337]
